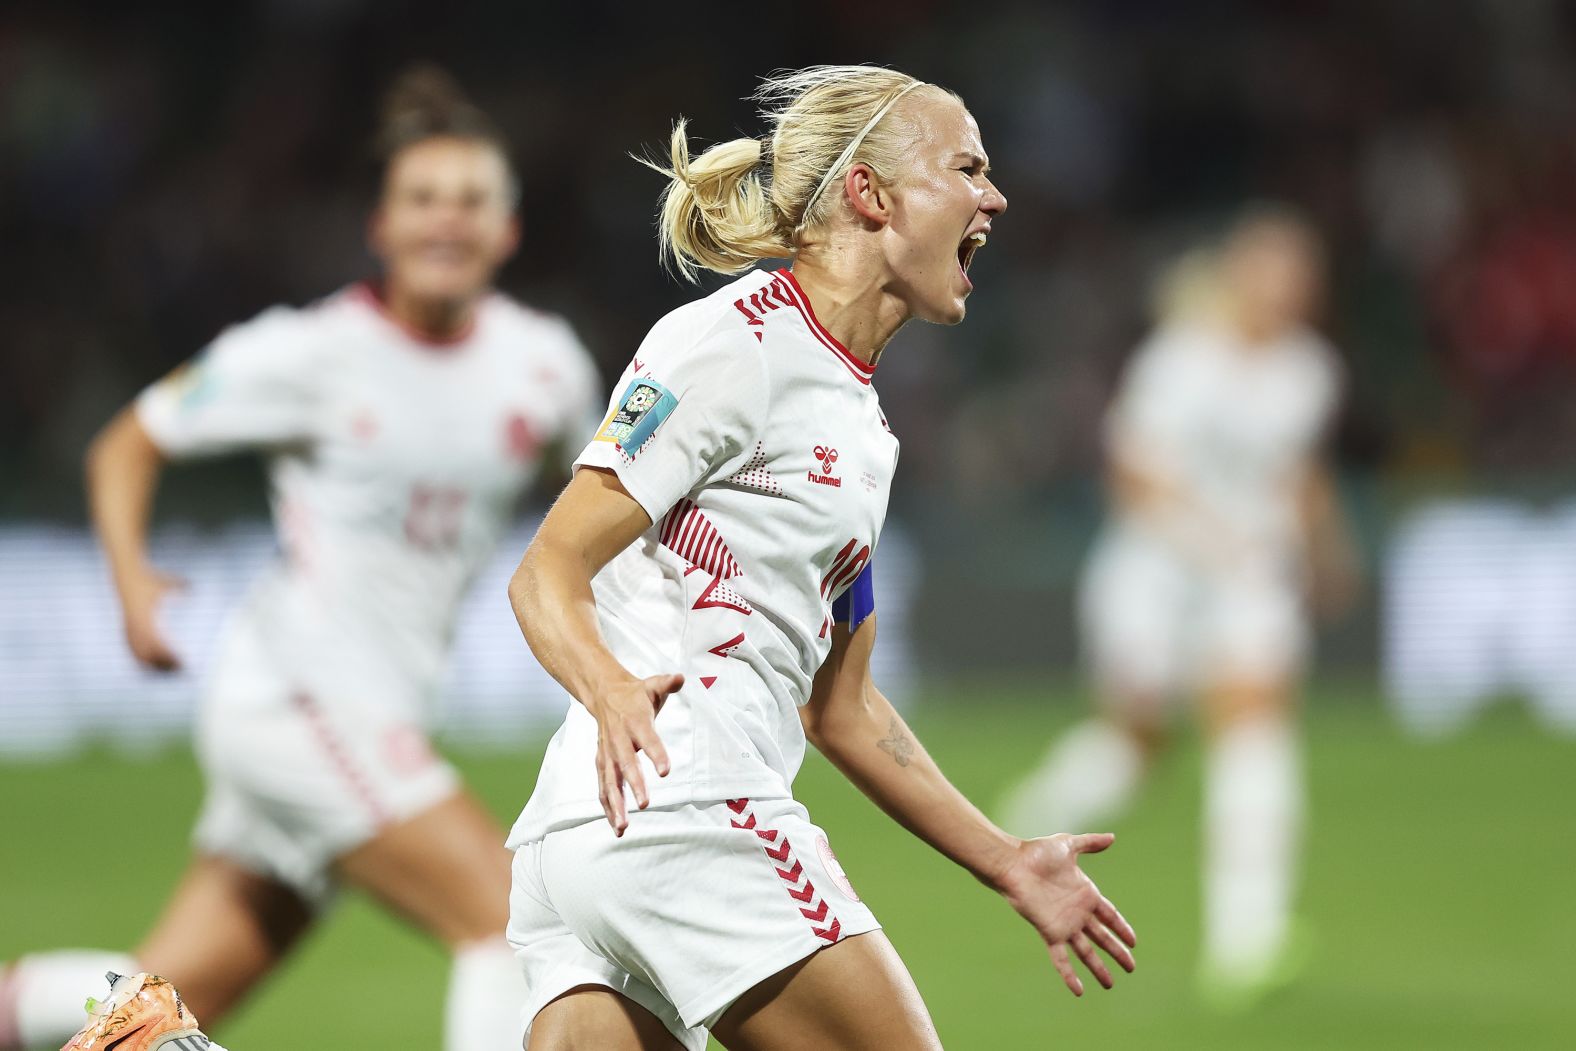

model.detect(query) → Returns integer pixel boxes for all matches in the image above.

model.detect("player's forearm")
[84,407,165,596]
[810,689,1018,890]
[507,537,641,708]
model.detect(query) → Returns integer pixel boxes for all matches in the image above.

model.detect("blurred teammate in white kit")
[999,207,1359,1005]
[0,67,601,1050]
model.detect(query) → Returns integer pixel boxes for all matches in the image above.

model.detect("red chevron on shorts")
[726,798,844,945]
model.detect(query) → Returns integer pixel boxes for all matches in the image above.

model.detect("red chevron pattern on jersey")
[728,440,783,495]
[659,498,742,579]
[726,797,844,945]
[684,565,754,615]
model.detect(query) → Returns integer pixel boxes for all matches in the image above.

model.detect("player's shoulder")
[204,291,351,365]
[485,291,584,347]
[1277,326,1344,388]
[1126,321,1219,385]
[639,270,773,376]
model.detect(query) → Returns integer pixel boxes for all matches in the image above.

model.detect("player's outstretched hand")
[119,567,186,672]
[996,832,1136,996]
[589,673,683,836]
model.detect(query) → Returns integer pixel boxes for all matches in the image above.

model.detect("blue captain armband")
[830,562,875,632]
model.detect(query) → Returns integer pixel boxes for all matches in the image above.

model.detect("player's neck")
[1229,304,1292,349]
[381,281,480,343]
[788,257,906,368]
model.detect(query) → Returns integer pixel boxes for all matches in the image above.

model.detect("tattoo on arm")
[876,715,914,767]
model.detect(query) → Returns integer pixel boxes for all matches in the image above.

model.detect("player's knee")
[1205,678,1292,734]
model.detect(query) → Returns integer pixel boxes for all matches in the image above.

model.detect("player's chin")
[920,290,970,326]
[403,265,490,303]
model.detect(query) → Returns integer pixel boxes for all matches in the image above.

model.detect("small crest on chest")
[504,412,539,461]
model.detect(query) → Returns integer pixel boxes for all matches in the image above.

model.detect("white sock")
[999,718,1143,837]
[1202,717,1302,975]
[445,937,527,1051]
[0,950,139,1049]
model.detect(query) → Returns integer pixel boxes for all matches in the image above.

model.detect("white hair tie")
[796,81,926,230]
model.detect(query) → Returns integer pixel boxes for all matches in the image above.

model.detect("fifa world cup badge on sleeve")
[595,377,678,456]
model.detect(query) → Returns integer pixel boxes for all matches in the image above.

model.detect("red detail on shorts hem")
[727,797,844,946]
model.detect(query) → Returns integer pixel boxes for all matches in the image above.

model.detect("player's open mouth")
[419,241,474,267]
[958,231,987,284]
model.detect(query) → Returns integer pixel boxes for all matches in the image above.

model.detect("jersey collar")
[351,281,480,350]
[772,269,877,386]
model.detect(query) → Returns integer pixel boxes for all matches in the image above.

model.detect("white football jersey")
[1106,320,1341,555]
[510,268,900,842]
[137,283,602,715]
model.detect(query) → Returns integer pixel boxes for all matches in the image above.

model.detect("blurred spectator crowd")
[5,0,1576,522]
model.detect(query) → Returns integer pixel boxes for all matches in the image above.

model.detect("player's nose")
[981,177,1008,217]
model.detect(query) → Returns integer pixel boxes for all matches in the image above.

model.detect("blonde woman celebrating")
[505,66,1138,1050]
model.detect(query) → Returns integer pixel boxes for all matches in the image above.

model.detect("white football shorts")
[190,630,459,905]
[1080,528,1308,698]
[507,796,879,1050]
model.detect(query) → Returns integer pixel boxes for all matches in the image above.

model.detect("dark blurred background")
[5,0,1576,729]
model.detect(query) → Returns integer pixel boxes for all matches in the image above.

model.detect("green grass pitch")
[2,684,1571,1049]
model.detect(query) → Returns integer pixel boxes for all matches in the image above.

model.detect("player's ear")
[844,163,891,229]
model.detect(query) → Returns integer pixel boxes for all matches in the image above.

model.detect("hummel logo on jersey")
[809,445,841,487]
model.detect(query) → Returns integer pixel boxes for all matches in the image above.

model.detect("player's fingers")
[1084,919,1135,973]
[615,740,649,811]
[1048,943,1083,997]
[131,632,180,672]
[1072,931,1114,989]
[646,672,685,698]
[596,752,615,828]
[600,749,628,834]
[1069,832,1115,855]
[1095,895,1137,948]
[632,721,671,778]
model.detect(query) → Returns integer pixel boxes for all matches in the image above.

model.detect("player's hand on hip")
[996,832,1137,996]
[589,673,682,836]
[119,567,186,672]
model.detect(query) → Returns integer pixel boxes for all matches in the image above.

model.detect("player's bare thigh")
[335,788,511,947]
[528,986,687,1051]
[134,854,315,1024]
[711,930,942,1051]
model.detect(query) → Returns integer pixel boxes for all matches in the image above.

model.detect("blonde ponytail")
[641,120,793,283]
[642,65,960,282]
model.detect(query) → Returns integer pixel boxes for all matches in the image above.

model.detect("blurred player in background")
[999,207,1358,1005]
[505,65,1135,1051]
[0,67,601,1050]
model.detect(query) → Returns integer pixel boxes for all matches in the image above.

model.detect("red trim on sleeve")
[773,270,876,385]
